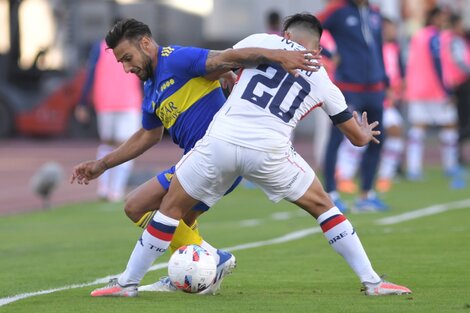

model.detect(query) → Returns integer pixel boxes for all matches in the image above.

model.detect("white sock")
[337,139,365,180]
[200,241,221,264]
[378,137,404,179]
[439,128,458,172]
[109,159,134,199]
[406,127,425,175]
[317,207,380,283]
[96,144,114,197]
[118,211,179,286]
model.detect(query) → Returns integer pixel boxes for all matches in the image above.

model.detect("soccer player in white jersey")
[85,13,411,296]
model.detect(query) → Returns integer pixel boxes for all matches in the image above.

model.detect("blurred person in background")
[374,16,406,191]
[266,10,282,35]
[75,19,143,202]
[440,13,470,166]
[335,16,406,194]
[318,0,389,212]
[404,7,463,187]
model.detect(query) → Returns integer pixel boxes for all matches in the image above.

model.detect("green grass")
[1,167,469,313]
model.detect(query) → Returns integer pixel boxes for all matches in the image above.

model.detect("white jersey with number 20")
[206,33,348,152]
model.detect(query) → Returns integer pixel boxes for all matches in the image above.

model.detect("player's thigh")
[157,166,213,214]
[160,174,202,221]
[176,137,239,208]
[243,147,315,203]
[113,111,141,142]
[125,176,167,220]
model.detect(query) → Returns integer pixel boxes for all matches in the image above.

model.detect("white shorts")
[407,100,457,126]
[383,106,404,128]
[175,136,315,207]
[97,111,141,142]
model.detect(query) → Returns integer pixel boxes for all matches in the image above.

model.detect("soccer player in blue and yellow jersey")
[70,18,319,296]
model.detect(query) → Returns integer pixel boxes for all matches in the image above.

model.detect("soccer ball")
[168,244,217,293]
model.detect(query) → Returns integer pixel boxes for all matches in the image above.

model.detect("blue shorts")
[157,166,242,211]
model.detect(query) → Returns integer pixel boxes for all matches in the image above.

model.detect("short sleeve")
[142,110,163,130]
[166,47,210,77]
[322,82,349,118]
[322,76,353,125]
[141,81,163,130]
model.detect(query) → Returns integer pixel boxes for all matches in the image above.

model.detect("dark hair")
[105,18,152,49]
[112,16,123,27]
[449,13,462,27]
[426,7,442,26]
[382,16,393,25]
[267,11,281,26]
[283,13,323,38]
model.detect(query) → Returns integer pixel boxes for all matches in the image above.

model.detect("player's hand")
[69,160,107,185]
[277,49,322,77]
[354,111,381,144]
[219,71,238,92]
[74,105,90,124]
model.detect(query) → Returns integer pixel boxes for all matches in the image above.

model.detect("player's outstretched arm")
[69,127,164,185]
[204,48,321,80]
[337,111,381,147]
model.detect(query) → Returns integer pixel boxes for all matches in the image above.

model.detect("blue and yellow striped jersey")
[141,45,226,153]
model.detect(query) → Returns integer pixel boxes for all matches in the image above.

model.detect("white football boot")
[138,276,177,292]
[361,278,412,296]
[91,278,138,297]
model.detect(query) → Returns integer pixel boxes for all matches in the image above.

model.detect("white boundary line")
[1,199,469,307]
[0,228,321,307]
[375,199,470,225]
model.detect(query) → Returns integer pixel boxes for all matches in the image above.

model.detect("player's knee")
[295,188,333,218]
[306,201,333,219]
[408,126,425,141]
[314,192,335,215]
[123,196,142,223]
[386,125,402,137]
